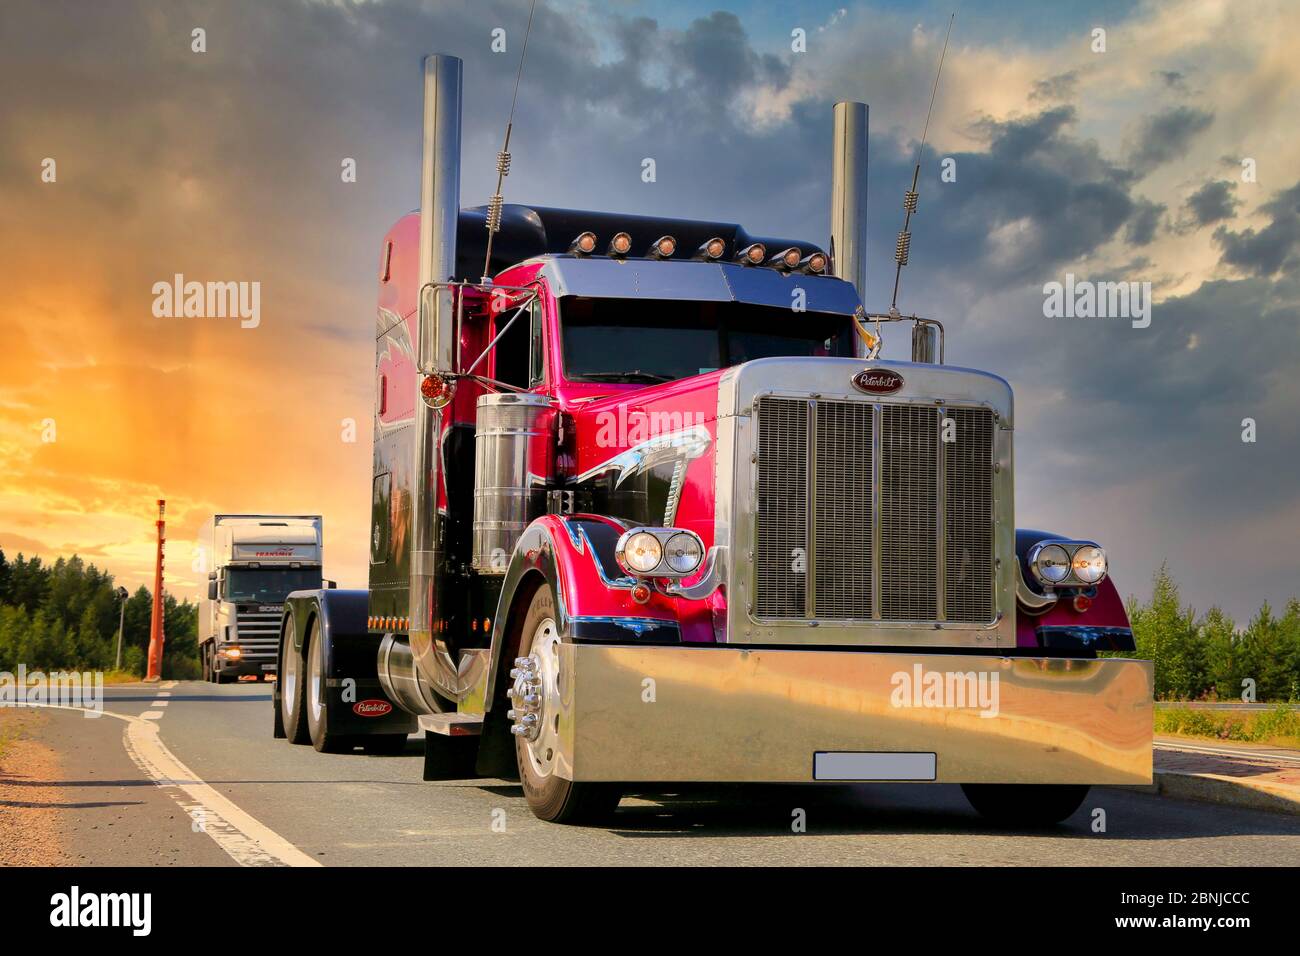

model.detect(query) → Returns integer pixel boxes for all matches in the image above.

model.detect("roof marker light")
[695,237,727,260]
[609,232,632,257]
[570,231,598,256]
[770,247,802,271]
[736,242,766,266]
[648,235,677,259]
[800,252,828,274]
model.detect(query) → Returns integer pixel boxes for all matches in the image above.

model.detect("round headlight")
[621,532,663,574]
[1032,544,1071,585]
[664,532,704,574]
[1072,545,1107,584]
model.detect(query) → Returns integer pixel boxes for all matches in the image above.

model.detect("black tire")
[361,735,409,756]
[279,616,309,745]
[513,584,621,824]
[305,616,353,753]
[961,784,1090,826]
[272,659,286,739]
[215,670,234,685]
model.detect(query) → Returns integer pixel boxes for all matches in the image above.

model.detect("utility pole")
[145,499,167,683]
[114,585,129,671]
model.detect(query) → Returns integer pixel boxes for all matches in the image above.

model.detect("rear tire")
[961,784,1090,826]
[305,616,352,753]
[512,585,621,825]
[279,618,309,744]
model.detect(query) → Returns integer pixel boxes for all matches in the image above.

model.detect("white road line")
[153,700,170,707]
[161,681,178,690]
[1156,741,1300,764]
[157,692,172,698]
[30,704,321,867]
[140,710,165,720]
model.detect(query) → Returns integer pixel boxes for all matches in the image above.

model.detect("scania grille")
[235,611,281,658]
[753,396,995,624]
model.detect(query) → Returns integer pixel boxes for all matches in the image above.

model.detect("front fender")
[485,515,715,705]
[1014,529,1132,651]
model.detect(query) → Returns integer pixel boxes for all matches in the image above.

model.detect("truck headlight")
[619,532,663,574]
[665,532,704,574]
[1031,544,1071,585]
[1072,545,1107,584]
[615,528,706,578]
[1028,540,1108,587]
[221,646,243,660]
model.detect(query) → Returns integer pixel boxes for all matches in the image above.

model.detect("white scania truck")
[199,515,326,683]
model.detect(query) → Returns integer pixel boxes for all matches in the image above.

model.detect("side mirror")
[325,580,337,590]
[207,580,217,600]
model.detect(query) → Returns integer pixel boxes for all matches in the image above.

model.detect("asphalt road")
[17,681,1300,866]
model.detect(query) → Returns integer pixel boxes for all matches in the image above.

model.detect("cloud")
[1125,106,1214,173]
[1183,179,1240,227]
[1214,181,1300,277]
[1029,70,1079,102]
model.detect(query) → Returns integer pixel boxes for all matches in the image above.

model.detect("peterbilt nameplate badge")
[852,368,905,395]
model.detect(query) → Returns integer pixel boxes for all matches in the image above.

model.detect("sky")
[1,0,1298,624]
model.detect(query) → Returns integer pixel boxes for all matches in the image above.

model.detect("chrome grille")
[235,609,282,659]
[754,398,808,618]
[880,404,938,620]
[753,396,995,625]
[943,407,995,621]
[814,401,873,618]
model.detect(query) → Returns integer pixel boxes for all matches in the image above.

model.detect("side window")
[528,297,545,387]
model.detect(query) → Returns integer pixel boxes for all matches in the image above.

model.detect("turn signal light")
[420,373,453,408]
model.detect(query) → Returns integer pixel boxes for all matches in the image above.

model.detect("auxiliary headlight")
[620,532,663,574]
[222,646,243,660]
[664,532,704,574]
[1030,544,1072,585]
[1072,545,1107,584]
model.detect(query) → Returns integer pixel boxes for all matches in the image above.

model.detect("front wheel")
[511,585,620,825]
[961,784,1090,826]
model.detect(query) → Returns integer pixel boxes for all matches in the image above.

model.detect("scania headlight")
[1072,545,1107,584]
[1030,543,1071,585]
[665,532,704,574]
[619,532,663,574]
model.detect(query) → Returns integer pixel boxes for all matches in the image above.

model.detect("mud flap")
[422,731,481,781]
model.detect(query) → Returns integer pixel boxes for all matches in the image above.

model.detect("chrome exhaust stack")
[830,101,869,301]
[404,54,487,709]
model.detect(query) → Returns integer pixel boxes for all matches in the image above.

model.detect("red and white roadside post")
[144,498,167,683]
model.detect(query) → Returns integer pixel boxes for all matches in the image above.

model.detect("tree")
[1129,564,1202,699]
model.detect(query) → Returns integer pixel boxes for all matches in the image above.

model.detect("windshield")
[224,567,321,604]
[559,297,854,383]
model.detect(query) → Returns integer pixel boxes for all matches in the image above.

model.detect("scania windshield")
[224,567,321,604]
[559,296,855,383]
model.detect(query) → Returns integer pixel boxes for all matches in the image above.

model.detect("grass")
[1156,704,1300,749]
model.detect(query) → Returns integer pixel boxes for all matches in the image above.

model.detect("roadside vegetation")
[1155,704,1300,749]
[1115,565,1300,703]
[0,547,200,680]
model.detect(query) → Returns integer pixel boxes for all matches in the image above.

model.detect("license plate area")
[261,664,276,671]
[813,751,936,781]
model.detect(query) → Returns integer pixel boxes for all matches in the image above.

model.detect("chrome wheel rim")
[307,628,323,726]
[281,633,298,724]
[515,617,562,779]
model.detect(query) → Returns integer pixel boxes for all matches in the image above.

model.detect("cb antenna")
[482,0,539,283]
[887,11,955,317]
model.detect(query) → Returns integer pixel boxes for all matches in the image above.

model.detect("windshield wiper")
[576,370,675,384]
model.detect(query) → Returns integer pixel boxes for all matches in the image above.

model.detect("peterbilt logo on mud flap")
[852,368,905,394]
[353,699,394,717]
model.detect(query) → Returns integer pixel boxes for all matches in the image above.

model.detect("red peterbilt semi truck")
[273,54,1153,824]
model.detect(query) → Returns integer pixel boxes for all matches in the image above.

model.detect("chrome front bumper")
[553,645,1153,784]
